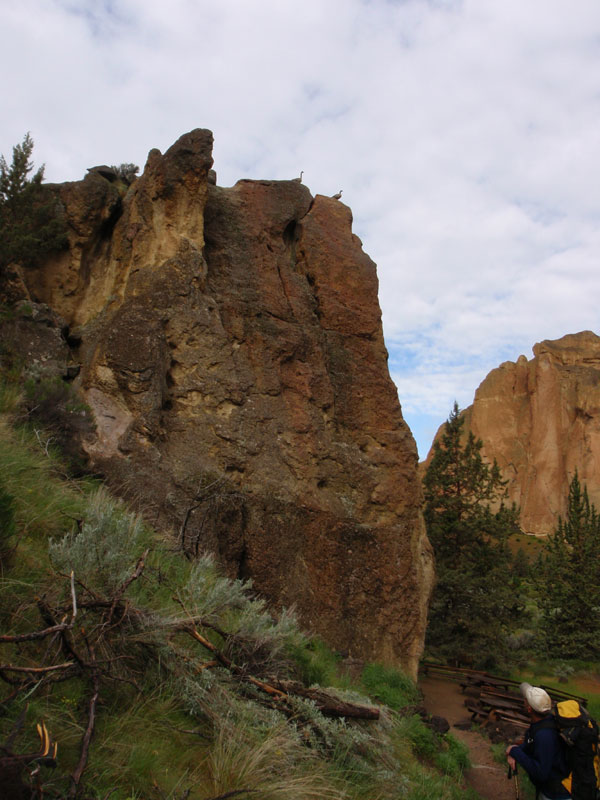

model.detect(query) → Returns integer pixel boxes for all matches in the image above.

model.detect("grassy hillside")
[0,380,478,800]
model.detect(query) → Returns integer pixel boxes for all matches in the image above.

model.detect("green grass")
[85,692,207,800]
[587,694,600,720]
[0,380,21,413]
[404,772,480,800]
[360,662,420,710]
[199,720,346,800]
[435,734,470,779]
[0,420,89,541]
[397,713,440,760]
[288,636,346,687]
[508,531,544,559]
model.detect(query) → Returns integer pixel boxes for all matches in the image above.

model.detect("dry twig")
[69,667,100,797]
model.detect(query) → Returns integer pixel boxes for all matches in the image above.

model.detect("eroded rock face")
[19,129,433,676]
[460,331,600,536]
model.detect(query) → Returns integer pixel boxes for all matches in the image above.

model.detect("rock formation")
[9,129,433,677]
[458,331,600,536]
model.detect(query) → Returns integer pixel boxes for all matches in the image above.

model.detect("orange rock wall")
[463,331,600,536]
[21,130,433,676]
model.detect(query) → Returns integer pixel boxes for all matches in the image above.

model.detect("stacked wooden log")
[420,662,587,743]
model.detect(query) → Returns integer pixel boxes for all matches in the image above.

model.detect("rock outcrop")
[458,331,600,536]
[14,129,433,676]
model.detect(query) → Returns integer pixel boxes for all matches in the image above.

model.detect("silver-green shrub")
[49,487,145,591]
[176,555,305,673]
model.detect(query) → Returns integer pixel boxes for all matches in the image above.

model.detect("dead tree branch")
[179,623,287,700]
[0,624,71,644]
[0,662,74,674]
[69,669,100,797]
[1,572,77,645]
[176,620,380,720]
[106,549,149,625]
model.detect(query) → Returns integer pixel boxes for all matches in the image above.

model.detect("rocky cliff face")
[459,331,600,536]
[13,130,433,676]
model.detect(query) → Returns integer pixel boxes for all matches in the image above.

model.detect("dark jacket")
[510,715,571,799]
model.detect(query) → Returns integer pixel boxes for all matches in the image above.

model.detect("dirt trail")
[420,676,516,800]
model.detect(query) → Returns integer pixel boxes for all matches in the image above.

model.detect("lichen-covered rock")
[16,129,433,677]
[458,331,600,536]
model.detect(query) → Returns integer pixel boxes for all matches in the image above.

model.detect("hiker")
[506,682,571,800]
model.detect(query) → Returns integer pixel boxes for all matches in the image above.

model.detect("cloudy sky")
[3,0,600,457]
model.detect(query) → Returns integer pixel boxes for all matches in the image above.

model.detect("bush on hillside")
[49,487,146,592]
[111,162,139,184]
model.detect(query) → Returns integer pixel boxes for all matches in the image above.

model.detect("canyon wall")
[461,331,600,536]
[12,130,433,676]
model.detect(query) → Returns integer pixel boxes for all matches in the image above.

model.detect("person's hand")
[505,745,516,769]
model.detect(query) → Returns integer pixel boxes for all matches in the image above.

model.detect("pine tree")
[512,546,531,579]
[423,402,521,667]
[538,472,600,660]
[0,133,67,272]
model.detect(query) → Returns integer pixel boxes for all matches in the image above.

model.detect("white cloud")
[2,0,600,459]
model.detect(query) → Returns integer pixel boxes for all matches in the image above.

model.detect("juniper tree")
[538,472,600,660]
[423,402,521,668]
[112,162,139,184]
[0,133,67,272]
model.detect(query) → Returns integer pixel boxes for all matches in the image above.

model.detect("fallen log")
[183,625,287,699]
[180,625,380,720]
[270,680,380,720]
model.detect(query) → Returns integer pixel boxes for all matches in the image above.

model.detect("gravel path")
[420,676,517,800]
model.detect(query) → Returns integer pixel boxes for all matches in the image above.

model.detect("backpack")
[552,700,600,800]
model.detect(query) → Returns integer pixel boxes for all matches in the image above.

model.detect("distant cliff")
[8,130,433,676]
[454,331,600,536]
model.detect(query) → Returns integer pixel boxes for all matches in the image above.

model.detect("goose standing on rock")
[331,190,343,200]
[293,170,303,183]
